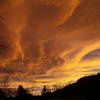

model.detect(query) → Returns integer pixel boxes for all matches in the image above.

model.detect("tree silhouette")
[42,86,48,95]
[17,85,27,97]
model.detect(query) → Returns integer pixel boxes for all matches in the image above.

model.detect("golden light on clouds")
[0,0,100,91]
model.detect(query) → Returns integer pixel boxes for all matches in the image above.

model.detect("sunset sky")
[0,0,100,91]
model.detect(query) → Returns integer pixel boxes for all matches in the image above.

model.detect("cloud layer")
[0,0,100,89]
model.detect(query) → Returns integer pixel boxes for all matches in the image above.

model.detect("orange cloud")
[0,0,100,94]
[26,0,81,27]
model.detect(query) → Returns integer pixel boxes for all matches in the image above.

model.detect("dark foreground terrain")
[0,73,100,100]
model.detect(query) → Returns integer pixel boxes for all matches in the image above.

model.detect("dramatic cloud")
[0,0,100,92]
[26,0,80,26]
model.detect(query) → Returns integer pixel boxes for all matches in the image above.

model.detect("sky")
[0,0,100,91]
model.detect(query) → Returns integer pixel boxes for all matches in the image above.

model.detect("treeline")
[0,85,41,100]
